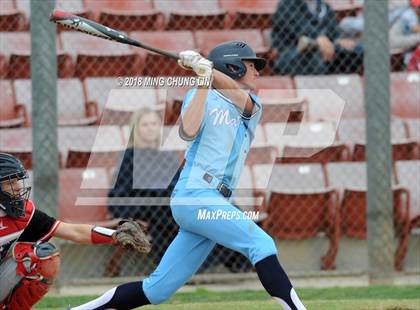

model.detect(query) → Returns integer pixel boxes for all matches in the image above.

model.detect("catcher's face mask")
[0,174,31,218]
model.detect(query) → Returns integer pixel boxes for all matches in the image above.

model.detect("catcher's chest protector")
[4,242,60,310]
[0,200,34,262]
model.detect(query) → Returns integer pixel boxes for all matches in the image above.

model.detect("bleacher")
[1,0,419,272]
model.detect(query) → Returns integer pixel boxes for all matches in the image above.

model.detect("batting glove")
[191,57,213,79]
[178,50,202,69]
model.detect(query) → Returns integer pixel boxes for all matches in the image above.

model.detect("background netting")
[0,0,419,283]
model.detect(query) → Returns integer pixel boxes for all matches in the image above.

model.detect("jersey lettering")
[209,108,240,127]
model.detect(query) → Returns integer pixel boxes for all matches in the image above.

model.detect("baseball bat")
[49,10,179,60]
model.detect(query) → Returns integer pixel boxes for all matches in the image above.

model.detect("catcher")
[0,152,150,310]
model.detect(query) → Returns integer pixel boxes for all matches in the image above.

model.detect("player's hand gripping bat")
[49,10,179,60]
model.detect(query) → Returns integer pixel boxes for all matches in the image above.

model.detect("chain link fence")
[0,0,419,284]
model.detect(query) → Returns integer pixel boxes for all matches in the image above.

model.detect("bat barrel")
[50,9,179,60]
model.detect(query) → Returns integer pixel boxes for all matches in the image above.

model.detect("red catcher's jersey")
[0,200,35,261]
[0,200,59,263]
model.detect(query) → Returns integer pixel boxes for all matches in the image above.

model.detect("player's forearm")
[212,70,253,115]
[181,86,209,138]
[54,222,115,244]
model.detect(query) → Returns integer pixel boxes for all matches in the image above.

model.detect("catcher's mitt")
[113,219,151,254]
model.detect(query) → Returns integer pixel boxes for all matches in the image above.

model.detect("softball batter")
[71,41,307,310]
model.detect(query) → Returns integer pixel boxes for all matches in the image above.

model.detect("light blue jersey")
[175,88,262,191]
[143,86,277,305]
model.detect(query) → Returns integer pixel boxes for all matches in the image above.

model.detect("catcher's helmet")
[0,153,31,218]
[208,41,266,80]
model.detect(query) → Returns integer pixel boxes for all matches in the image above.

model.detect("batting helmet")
[0,153,31,218]
[208,41,266,80]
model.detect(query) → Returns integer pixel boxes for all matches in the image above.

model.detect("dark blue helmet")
[208,41,266,80]
[0,153,31,218]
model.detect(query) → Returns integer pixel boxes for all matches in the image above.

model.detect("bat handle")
[155,49,180,60]
[128,39,180,60]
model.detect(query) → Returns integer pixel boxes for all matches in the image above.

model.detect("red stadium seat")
[84,0,163,31]
[18,0,88,16]
[0,53,7,78]
[395,160,420,270]
[84,77,118,115]
[17,0,89,31]
[157,86,190,125]
[267,121,348,163]
[220,0,277,29]
[395,160,420,230]
[246,146,278,165]
[264,122,345,164]
[353,141,419,162]
[262,28,272,47]
[0,32,73,78]
[280,145,349,164]
[246,124,277,165]
[325,0,362,22]
[259,96,307,123]
[195,29,270,57]
[295,74,363,121]
[0,151,31,169]
[405,119,420,155]
[0,80,28,128]
[60,32,142,78]
[0,127,32,168]
[129,31,195,76]
[255,76,295,95]
[233,165,268,221]
[250,124,267,146]
[85,78,162,124]
[0,128,63,168]
[0,0,25,31]
[101,88,161,126]
[0,1,15,11]
[255,77,298,117]
[233,165,258,211]
[85,0,153,12]
[14,79,98,126]
[154,0,227,31]
[390,72,420,119]
[255,163,339,269]
[165,11,227,31]
[60,125,125,168]
[0,150,62,170]
[339,118,418,161]
[0,127,32,151]
[59,168,116,225]
[337,118,364,147]
[326,161,410,270]
[66,150,123,169]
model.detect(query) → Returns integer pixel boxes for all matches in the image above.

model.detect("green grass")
[35,285,420,310]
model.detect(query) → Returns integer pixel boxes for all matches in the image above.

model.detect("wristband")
[91,226,115,244]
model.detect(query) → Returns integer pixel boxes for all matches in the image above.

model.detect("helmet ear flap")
[218,60,247,79]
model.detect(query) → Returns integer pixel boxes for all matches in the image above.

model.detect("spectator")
[407,45,420,71]
[340,0,420,50]
[271,0,363,75]
[389,0,420,52]
[106,108,180,275]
